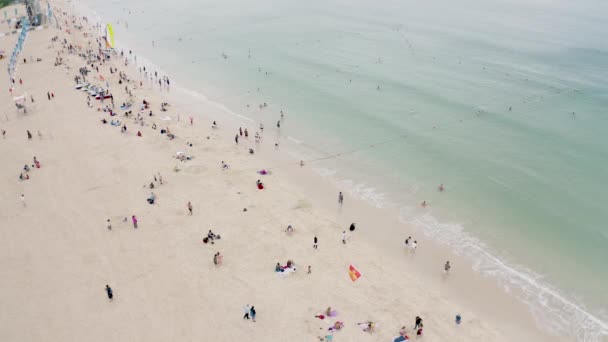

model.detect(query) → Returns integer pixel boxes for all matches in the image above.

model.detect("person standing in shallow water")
[313,236,318,249]
[338,192,344,206]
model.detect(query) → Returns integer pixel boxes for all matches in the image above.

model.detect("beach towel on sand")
[276,267,295,278]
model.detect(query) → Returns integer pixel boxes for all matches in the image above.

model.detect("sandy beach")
[0,1,583,341]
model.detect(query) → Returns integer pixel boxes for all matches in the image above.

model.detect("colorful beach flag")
[348,264,362,282]
[105,24,115,49]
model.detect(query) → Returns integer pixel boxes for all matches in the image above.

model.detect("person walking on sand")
[106,219,112,230]
[307,265,312,274]
[411,240,417,252]
[243,304,250,319]
[187,201,193,215]
[415,316,422,330]
[338,192,344,205]
[132,215,138,228]
[213,252,219,266]
[405,236,411,247]
[250,306,257,322]
[105,285,113,301]
[313,236,318,249]
[342,231,347,244]
[235,134,239,144]
[20,194,26,207]
[27,130,32,140]
[444,261,451,274]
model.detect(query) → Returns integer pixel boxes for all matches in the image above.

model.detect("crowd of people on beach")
[0,6,471,340]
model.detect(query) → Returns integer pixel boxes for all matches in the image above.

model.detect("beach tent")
[14,95,26,112]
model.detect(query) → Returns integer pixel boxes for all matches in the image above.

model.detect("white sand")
[0,1,559,341]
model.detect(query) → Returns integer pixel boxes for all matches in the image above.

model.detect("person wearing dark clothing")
[105,285,113,301]
[415,316,422,330]
[250,306,256,322]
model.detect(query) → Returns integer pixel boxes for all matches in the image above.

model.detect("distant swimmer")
[377,85,380,90]
[277,120,280,128]
[508,106,512,111]
[438,184,444,192]
[421,201,427,207]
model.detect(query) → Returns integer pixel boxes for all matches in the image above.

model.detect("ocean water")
[77,0,608,339]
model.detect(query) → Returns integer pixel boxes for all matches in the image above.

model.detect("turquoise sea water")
[78,0,608,338]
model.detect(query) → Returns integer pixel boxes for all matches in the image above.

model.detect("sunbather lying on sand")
[328,321,344,331]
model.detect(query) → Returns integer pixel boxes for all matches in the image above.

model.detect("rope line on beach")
[226,83,582,176]
[230,112,477,174]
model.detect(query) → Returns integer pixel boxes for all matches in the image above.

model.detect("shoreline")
[89,6,608,339]
[0,0,605,341]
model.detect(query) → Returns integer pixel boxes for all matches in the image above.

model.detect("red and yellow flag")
[348,264,362,282]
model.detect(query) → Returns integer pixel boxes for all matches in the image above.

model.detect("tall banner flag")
[105,24,115,49]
